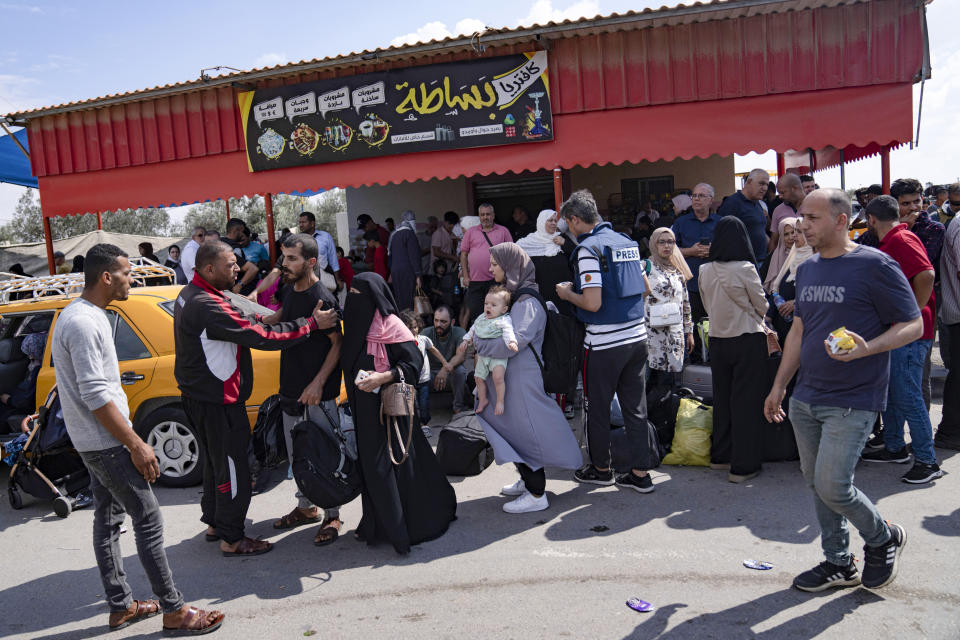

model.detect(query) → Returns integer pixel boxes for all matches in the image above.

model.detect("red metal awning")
[782,141,907,174]
[37,83,912,217]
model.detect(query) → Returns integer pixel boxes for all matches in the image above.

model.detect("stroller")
[6,386,91,518]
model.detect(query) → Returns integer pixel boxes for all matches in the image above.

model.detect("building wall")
[345,178,468,225]
[340,155,736,245]
[569,155,736,209]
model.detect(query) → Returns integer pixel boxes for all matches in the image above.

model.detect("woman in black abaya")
[342,273,456,554]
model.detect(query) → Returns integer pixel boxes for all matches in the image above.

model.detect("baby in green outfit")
[461,286,518,415]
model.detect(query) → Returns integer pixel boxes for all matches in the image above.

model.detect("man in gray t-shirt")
[421,305,468,413]
[764,190,921,595]
[52,244,223,635]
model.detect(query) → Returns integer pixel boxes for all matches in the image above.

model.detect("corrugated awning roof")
[35,83,912,217]
[3,0,894,120]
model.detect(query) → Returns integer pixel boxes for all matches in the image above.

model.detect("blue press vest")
[571,223,646,325]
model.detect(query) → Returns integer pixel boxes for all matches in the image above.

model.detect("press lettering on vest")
[612,247,640,262]
[799,285,845,303]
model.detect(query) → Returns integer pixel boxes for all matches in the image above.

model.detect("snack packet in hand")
[827,327,856,354]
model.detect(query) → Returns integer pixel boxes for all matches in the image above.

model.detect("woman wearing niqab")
[342,273,456,553]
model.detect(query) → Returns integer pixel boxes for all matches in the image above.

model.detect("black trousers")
[515,463,545,496]
[689,290,707,363]
[466,281,494,326]
[183,397,252,544]
[709,333,767,475]
[584,340,650,471]
[938,323,960,444]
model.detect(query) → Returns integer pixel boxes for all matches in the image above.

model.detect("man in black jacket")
[174,241,338,557]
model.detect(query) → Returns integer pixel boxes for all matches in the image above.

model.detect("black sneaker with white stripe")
[901,461,944,484]
[860,446,911,463]
[862,430,886,453]
[573,464,614,486]
[615,472,654,493]
[792,560,861,592]
[861,522,907,589]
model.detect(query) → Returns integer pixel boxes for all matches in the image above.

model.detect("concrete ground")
[2,378,958,639]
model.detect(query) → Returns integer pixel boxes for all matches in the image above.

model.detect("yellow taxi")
[0,264,342,487]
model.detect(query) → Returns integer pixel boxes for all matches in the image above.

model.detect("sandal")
[109,599,160,630]
[162,606,225,636]
[313,518,342,547]
[222,537,273,557]
[272,507,321,530]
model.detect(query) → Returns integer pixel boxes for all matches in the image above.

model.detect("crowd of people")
[44,172,960,633]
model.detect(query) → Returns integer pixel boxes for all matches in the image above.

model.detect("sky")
[1,0,958,225]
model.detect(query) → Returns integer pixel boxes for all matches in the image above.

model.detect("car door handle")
[120,372,145,385]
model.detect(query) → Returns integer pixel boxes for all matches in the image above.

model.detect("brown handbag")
[379,367,416,465]
[413,286,433,316]
[765,328,782,356]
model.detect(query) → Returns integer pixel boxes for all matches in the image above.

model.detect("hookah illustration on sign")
[524,92,550,139]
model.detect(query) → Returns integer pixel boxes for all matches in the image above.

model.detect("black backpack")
[249,395,286,471]
[516,288,585,395]
[291,404,362,509]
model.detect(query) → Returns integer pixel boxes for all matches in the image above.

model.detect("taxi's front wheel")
[138,407,205,487]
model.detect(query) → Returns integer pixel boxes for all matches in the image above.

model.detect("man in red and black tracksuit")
[174,241,338,557]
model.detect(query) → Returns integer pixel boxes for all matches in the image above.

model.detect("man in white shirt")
[180,226,205,284]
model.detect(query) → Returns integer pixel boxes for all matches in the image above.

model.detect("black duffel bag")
[436,412,494,476]
[291,403,362,509]
[610,420,664,470]
[762,353,799,462]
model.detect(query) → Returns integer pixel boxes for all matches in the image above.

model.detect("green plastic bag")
[662,397,713,466]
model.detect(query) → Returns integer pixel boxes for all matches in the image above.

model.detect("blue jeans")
[883,339,937,464]
[416,382,431,426]
[79,446,185,614]
[789,399,892,566]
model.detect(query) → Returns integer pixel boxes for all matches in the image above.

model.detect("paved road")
[2,396,958,639]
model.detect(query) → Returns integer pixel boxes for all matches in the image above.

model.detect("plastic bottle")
[772,292,792,321]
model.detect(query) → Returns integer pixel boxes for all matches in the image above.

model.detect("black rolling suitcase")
[436,412,494,476]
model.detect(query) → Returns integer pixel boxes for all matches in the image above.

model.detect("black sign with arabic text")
[239,52,553,172]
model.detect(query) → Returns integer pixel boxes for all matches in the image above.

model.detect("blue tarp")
[0,128,37,188]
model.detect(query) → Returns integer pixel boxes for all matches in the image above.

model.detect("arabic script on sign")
[493,51,547,108]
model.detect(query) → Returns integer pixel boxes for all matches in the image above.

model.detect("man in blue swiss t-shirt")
[764,189,922,594]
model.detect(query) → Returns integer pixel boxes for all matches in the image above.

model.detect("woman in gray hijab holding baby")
[463,242,582,514]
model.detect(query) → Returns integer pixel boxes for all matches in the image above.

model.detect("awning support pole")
[881,145,891,194]
[776,152,785,178]
[96,211,103,230]
[839,149,846,191]
[225,198,230,225]
[265,193,277,265]
[553,167,563,213]
[43,215,55,275]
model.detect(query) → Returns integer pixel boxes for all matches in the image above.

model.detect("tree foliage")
[0,189,171,244]
[0,188,345,246]
[174,189,344,240]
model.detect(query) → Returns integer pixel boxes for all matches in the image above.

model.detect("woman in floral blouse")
[645,227,694,387]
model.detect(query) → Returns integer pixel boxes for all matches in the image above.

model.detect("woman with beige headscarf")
[645,228,694,383]
[766,223,815,341]
[762,216,798,293]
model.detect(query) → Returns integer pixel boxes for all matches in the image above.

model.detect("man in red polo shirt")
[861,196,943,484]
